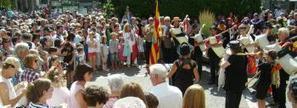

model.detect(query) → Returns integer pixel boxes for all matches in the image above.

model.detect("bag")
[277,54,297,75]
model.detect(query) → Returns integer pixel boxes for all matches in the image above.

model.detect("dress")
[172,58,196,94]
[123,32,132,57]
[256,62,272,99]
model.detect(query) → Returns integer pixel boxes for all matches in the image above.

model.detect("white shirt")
[69,81,84,108]
[47,87,70,107]
[150,82,183,108]
[0,75,17,107]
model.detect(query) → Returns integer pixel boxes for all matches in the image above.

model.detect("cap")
[113,97,146,108]
[4,57,22,72]
[228,40,241,50]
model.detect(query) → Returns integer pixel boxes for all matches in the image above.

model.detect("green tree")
[0,0,12,9]
[100,0,115,18]
[111,0,261,18]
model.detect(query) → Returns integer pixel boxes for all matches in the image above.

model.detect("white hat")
[149,64,168,78]
[4,57,22,72]
[113,97,146,108]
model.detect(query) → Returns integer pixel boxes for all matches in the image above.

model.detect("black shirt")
[224,54,248,91]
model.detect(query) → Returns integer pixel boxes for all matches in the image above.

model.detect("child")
[137,34,145,65]
[109,32,119,70]
[101,36,109,71]
[123,23,132,67]
[118,36,126,67]
[86,32,98,71]
[75,44,86,65]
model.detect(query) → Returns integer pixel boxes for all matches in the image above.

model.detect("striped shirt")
[28,102,49,108]
[18,68,40,83]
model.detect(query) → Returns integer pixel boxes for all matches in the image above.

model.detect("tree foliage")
[111,0,261,18]
[0,0,12,9]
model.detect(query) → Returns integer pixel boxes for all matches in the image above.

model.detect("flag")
[149,0,160,64]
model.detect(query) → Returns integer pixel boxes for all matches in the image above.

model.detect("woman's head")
[83,85,109,108]
[107,74,124,93]
[2,57,21,78]
[124,23,130,32]
[24,54,39,69]
[120,82,146,103]
[89,31,95,38]
[74,64,93,81]
[183,84,205,108]
[101,36,107,44]
[27,79,53,104]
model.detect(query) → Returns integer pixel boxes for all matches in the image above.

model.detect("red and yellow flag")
[149,0,160,64]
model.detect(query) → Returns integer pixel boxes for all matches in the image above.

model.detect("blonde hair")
[123,23,130,32]
[183,84,205,108]
[278,27,289,35]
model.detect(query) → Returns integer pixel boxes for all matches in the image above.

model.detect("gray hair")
[14,42,29,57]
[107,74,124,92]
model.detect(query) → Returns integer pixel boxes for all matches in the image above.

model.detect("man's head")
[149,64,168,86]
[14,42,29,60]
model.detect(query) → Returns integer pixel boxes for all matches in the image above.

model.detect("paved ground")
[86,64,292,108]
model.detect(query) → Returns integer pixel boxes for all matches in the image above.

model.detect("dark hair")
[67,32,75,42]
[49,55,59,68]
[40,37,48,47]
[22,32,33,41]
[267,50,278,60]
[74,64,93,81]
[83,85,109,106]
[48,47,58,54]
[180,43,190,56]
[27,79,51,103]
[144,92,159,108]
[2,63,15,69]
[54,39,62,48]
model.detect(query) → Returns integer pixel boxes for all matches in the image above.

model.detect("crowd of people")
[0,7,297,108]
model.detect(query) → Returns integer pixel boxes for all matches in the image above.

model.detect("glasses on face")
[5,63,15,68]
